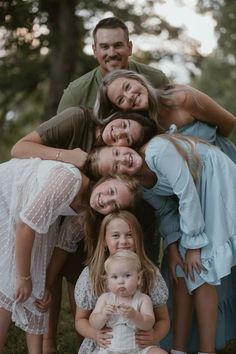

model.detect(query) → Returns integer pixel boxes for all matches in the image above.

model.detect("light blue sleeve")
[143,188,181,248]
[149,139,208,249]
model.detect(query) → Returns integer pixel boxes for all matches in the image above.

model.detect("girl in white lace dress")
[0,158,139,354]
[90,250,168,354]
[75,211,169,354]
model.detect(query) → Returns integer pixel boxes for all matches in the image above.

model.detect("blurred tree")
[192,0,236,141]
[0,0,202,161]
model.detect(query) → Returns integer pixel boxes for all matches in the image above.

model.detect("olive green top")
[57,59,169,113]
[36,107,95,152]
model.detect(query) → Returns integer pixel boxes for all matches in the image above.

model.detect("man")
[57,16,168,112]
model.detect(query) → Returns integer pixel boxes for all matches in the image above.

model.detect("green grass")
[3,280,236,353]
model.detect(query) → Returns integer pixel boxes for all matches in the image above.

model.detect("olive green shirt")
[57,59,169,113]
[36,107,95,152]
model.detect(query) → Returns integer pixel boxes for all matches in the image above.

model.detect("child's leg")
[26,332,43,354]
[0,307,12,353]
[172,278,193,352]
[43,276,62,354]
[193,283,217,353]
[67,280,76,316]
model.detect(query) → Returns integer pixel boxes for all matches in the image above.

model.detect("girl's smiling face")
[89,179,134,215]
[107,77,149,111]
[102,118,143,147]
[97,146,143,176]
[105,218,136,255]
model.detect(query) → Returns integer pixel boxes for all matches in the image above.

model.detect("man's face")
[92,28,132,76]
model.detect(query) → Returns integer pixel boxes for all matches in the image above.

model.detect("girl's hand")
[34,288,52,312]
[117,303,136,319]
[95,327,113,348]
[135,328,156,347]
[184,248,202,281]
[63,148,88,168]
[102,304,116,318]
[167,243,184,284]
[15,277,32,303]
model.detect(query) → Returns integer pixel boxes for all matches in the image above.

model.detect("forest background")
[1,0,236,353]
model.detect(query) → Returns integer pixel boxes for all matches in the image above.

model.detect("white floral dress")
[0,158,83,334]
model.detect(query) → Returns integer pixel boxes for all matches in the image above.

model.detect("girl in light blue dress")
[140,134,236,354]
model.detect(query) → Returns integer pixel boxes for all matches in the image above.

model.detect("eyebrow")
[127,120,133,145]
[113,185,120,210]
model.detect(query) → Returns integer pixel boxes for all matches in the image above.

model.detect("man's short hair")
[93,17,129,43]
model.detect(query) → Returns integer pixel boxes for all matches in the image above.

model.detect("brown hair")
[93,17,129,43]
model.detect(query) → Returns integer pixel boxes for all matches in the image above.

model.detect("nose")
[124,92,134,104]
[100,194,112,207]
[114,127,126,141]
[119,235,128,244]
[108,46,116,56]
[118,276,125,284]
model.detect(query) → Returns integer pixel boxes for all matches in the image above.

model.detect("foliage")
[191,0,236,142]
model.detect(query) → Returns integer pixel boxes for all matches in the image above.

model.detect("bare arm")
[75,306,112,349]
[15,221,35,302]
[11,131,88,168]
[123,294,155,331]
[183,85,236,137]
[152,304,170,342]
[89,295,114,330]
[46,247,69,290]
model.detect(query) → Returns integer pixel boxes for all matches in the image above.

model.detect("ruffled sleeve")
[147,138,208,249]
[20,165,81,234]
[149,267,169,307]
[56,215,84,252]
[74,267,98,310]
[143,188,181,249]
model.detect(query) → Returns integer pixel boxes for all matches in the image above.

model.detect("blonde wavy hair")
[88,210,158,297]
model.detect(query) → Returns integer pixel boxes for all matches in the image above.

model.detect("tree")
[191,0,236,142]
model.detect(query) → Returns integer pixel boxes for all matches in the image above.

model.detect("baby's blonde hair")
[104,250,141,275]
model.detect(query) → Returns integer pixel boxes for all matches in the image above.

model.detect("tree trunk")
[40,0,78,120]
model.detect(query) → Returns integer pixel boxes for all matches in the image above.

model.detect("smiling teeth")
[129,154,133,167]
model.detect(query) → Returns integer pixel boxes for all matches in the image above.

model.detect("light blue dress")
[143,135,236,351]
[178,120,236,163]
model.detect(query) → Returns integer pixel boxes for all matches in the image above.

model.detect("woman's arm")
[183,85,236,137]
[11,131,88,168]
[15,220,35,303]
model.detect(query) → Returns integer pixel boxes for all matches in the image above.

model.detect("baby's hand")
[117,303,136,319]
[102,304,116,318]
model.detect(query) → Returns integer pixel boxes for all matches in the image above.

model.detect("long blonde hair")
[84,175,141,259]
[94,70,162,128]
[89,210,157,296]
[94,69,200,133]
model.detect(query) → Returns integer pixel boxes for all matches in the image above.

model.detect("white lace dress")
[0,158,83,334]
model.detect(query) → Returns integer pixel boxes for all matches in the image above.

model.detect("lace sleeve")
[20,165,81,234]
[56,215,85,252]
[149,268,169,307]
[74,267,98,310]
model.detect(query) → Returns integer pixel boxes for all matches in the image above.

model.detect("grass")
[3,280,236,353]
